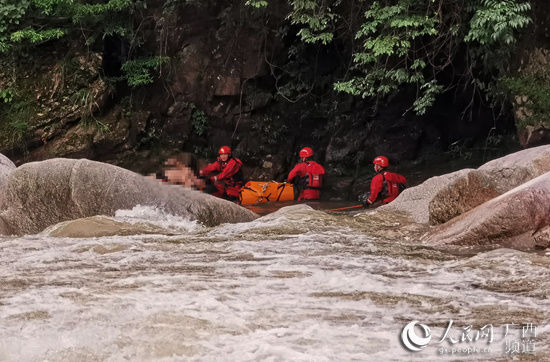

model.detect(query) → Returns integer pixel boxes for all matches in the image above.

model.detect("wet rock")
[428,171,501,224]
[45,216,172,238]
[424,172,550,250]
[0,153,16,189]
[377,168,473,224]
[533,226,550,249]
[477,144,550,192]
[381,145,550,224]
[0,158,257,235]
[429,144,550,224]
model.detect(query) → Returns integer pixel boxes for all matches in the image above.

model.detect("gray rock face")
[533,225,550,249]
[424,172,550,249]
[0,153,16,189]
[379,145,550,224]
[477,144,550,192]
[377,168,473,224]
[428,170,501,224]
[0,158,257,235]
[429,145,550,224]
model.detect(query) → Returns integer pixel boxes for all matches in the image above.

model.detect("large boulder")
[0,153,16,189]
[423,172,550,249]
[0,158,257,235]
[377,168,473,224]
[427,170,501,224]
[379,145,550,224]
[429,145,550,224]
[476,144,550,191]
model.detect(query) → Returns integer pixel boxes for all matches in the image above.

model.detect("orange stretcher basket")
[239,181,295,205]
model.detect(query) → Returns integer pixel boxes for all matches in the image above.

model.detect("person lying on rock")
[199,146,243,200]
[287,147,326,200]
[363,156,407,207]
[163,153,206,190]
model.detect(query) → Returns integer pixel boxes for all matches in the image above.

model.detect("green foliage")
[10,28,65,44]
[412,81,444,115]
[71,0,134,23]
[287,0,341,45]
[0,0,139,53]
[0,95,35,148]
[70,87,96,121]
[0,0,536,117]
[330,0,531,114]
[254,0,531,114]
[0,0,29,52]
[465,0,531,46]
[334,0,442,114]
[502,74,550,126]
[245,0,268,8]
[121,56,170,87]
[465,0,531,77]
[191,106,208,136]
[0,88,14,103]
[0,0,169,89]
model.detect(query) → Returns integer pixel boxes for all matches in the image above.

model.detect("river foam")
[114,205,202,233]
[0,205,548,361]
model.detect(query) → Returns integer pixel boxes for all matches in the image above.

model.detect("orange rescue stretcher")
[239,181,295,205]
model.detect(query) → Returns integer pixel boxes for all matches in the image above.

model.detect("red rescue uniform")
[287,160,325,200]
[368,171,407,204]
[200,157,243,198]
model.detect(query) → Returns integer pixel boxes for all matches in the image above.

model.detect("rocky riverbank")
[1,145,549,251]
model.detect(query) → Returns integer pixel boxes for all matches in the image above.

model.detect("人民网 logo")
[401,320,432,352]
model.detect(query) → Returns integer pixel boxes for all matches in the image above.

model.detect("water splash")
[114,205,201,233]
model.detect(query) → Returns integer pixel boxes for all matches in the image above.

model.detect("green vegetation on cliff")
[2,0,547,165]
[0,0,165,87]
[0,0,135,52]
[0,0,535,114]
[247,0,532,114]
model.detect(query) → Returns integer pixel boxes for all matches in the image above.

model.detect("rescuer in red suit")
[287,147,326,200]
[364,156,407,207]
[199,146,243,200]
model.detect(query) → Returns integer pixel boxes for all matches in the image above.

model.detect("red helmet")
[299,147,314,158]
[373,156,389,167]
[218,146,231,155]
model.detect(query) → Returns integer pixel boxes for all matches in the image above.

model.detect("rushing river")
[0,205,548,361]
